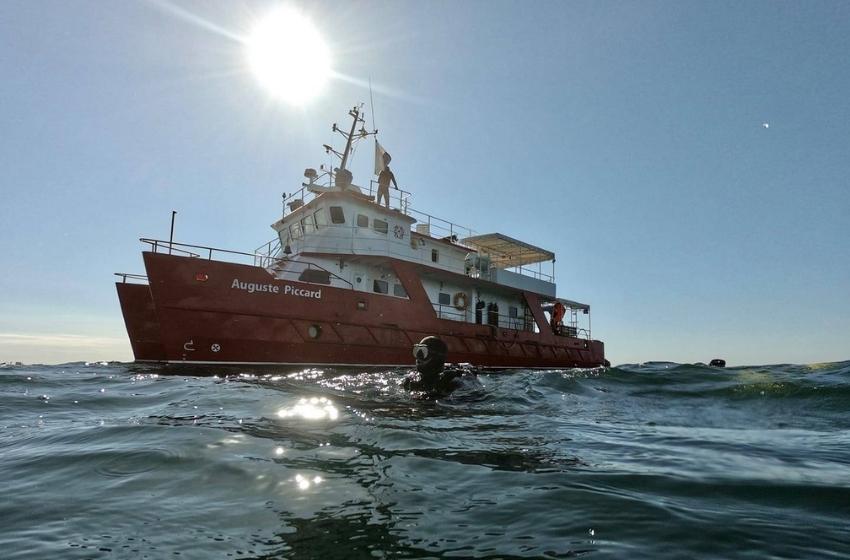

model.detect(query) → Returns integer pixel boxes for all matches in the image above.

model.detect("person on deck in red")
[377,164,398,208]
[551,301,566,334]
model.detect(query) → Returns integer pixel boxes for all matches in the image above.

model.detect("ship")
[115,105,605,369]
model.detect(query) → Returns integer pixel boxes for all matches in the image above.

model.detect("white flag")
[374,140,391,175]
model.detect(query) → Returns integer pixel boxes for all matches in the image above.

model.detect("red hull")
[127,252,604,368]
[115,282,166,361]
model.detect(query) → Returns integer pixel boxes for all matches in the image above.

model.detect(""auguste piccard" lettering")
[231,279,321,299]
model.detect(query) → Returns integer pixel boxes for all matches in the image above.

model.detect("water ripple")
[1,360,849,558]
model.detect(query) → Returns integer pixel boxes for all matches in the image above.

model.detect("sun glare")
[245,7,331,105]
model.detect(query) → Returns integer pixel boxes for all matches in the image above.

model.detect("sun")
[245,6,331,105]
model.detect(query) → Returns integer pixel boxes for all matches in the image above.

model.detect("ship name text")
[231,279,322,299]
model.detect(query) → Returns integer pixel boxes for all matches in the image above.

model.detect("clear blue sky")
[1,0,848,365]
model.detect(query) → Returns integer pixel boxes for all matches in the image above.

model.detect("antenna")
[369,77,377,132]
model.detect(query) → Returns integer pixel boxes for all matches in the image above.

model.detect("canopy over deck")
[541,298,590,312]
[558,297,590,312]
[462,233,555,269]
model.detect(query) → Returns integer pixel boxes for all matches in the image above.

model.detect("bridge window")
[289,222,302,239]
[373,279,389,294]
[373,219,388,234]
[357,214,369,228]
[302,214,316,234]
[329,206,345,224]
[314,210,327,229]
[298,268,331,285]
[393,283,408,298]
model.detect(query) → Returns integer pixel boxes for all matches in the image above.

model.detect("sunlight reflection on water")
[294,473,324,490]
[277,396,339,421]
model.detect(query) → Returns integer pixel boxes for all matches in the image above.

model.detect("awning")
[541,298,590,312]
[462,233,554,268]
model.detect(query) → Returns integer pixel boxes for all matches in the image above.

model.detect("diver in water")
[403,336,478,397]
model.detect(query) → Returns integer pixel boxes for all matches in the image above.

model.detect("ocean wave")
[2,360,849,559]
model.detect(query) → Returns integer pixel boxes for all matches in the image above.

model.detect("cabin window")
[438,292,451,305]
[373,279,389,294]
[329,206,345,224]
[314,210,327,229]
[431,249,439,263]
[302,214,316,234]
[356,214,369,228]
[509,306,518,318]
[373,219,388,235]
[290,222,303,239]
[298,268,331,285]
[393,283,408,298]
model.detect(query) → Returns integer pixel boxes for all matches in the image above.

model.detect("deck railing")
[254,238,282,268]
[282,182,478,246]
[280,183,562,286]
[142,238,263,266]
[131,237,591,339]
[432,301,592,339]
[114,273,149,284]
[139,238,352,289]
[364,181,477,243]
[432,303,537,334]
[505,264,555,284]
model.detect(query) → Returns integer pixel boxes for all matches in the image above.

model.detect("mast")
[339,105,361,172]
[324,104,376,188]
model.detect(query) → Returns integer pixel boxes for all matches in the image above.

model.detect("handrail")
[140,239,202,258]
[139,237,353,289]
[141,238,259,262]
[432,300,592,340]
[364,180,477,243]
[254,237,282,268]
[431,302,535,333]
[254,237,280,257]
[282,182,478,247]
[114,273,149,284]
[282,223,556,288]
[507,265,554,284]
[281,183,558,284]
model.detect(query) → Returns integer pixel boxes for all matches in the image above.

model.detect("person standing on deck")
[377,164,398,208]
[551,301,566,334]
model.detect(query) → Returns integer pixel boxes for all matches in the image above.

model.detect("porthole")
[308,325,322,339]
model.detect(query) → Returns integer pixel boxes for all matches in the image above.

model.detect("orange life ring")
[453,292,468,310]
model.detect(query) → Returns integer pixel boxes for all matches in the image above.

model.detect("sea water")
[1,361,849,559]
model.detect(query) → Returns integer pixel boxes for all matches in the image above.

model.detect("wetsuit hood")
[413,336,448,381]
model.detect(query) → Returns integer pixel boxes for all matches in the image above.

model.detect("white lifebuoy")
[453,292,468,311]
